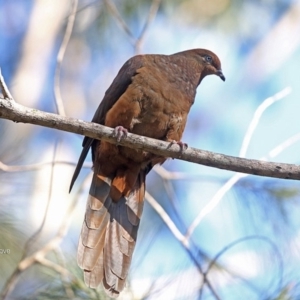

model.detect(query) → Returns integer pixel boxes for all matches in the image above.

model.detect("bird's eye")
[204,55,212,63]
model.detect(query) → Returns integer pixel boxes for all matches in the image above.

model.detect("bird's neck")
[166,54,204,102]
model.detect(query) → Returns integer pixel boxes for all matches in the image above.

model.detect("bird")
[70,48,225,298]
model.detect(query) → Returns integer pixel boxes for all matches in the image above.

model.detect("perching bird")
[70,49,225,298]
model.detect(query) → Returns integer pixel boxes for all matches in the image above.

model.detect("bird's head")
[195,49,225,82]
[177,49,225,83]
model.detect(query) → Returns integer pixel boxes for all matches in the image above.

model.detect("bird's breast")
[129,71,191,140]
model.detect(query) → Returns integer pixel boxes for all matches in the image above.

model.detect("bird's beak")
[217,70,225,81]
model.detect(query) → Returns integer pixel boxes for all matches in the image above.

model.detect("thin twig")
[0,68,13,100]
[54,248,75,299]
[145,191,189,247]
[186,129,300,240]
[135,0,161,54]
[1,143,59,299]
[266,132,300,159]
[104,0,160,53]
[153,165,225,182]
[186,131,300,240]
[35,256,71,277]
[0,160,92,172]
[162,178,189,234]
[185,173,246,241]
[186,88,296,240]
[145,191,221,300]
[153,165,188,180]
[205,236,283,283]
[26,142,58,253]
[103,0,136,44]
[54,0,78,116]
[200,236,284,299]
[239,87,291,158]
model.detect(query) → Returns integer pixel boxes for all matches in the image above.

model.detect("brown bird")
[70,49,225,298]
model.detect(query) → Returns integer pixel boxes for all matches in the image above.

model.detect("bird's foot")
[113,126,128,142]
[170,140,188,152]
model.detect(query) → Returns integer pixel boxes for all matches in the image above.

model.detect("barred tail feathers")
[77,170,145,298]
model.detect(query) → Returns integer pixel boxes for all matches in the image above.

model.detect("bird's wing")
[69,55,144,192]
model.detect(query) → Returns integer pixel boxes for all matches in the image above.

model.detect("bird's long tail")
[77,167,145,298]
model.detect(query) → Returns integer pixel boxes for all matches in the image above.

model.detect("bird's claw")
[113,126,128,142]
[170,140,188,152]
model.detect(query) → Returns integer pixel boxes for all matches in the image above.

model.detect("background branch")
[54,0,78,116]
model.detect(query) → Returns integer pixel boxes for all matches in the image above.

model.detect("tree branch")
[0,96,300,180]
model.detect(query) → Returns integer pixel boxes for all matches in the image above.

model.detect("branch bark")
[1,97,300,180]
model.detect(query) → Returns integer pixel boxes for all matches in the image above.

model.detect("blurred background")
[1,0,300,299]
